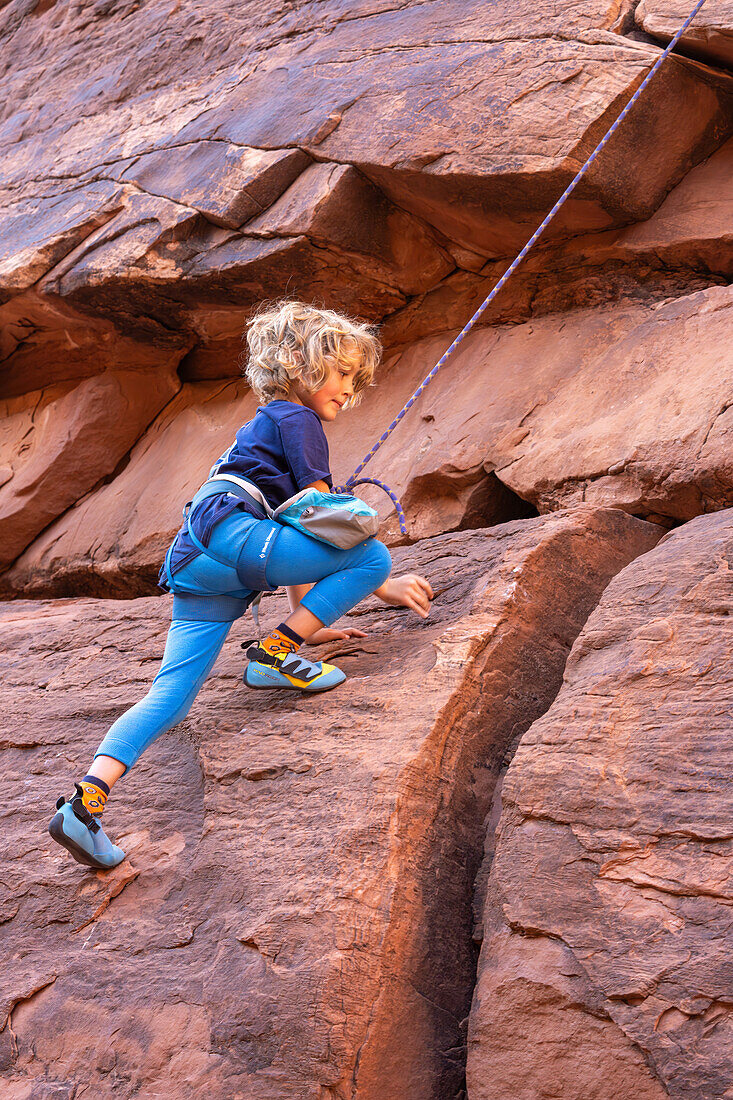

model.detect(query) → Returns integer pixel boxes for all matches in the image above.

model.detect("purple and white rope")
[342,475,408,534]
[335,0,707,534]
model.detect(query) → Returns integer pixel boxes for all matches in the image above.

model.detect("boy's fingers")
[412,584,431,610]
[418,576,434,599]
[407,593,430,617]
[409,574,434,600]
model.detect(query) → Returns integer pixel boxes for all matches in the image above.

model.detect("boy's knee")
[367,538,392,584]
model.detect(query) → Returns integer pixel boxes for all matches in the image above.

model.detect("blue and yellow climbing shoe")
[48,783,126,870]
[243,641,346,693]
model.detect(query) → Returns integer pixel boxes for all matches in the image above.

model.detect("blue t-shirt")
[161,400,332,583]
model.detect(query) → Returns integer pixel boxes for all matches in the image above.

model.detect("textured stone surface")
[0,287,187,401]
[0,510,659,1098]
[593,132,733,272]
[487,287,733,521]
[344,284,733,536]
[119,144,310,231]
[467,508,733,1100]
[638,0,733,68]
[1,380,258,597]
[2,0,733,394]
[0,366,181,572]
[244,162,453,297]
[1,0,732,594]
[384,132,733,349]
[0,179,124,301]
[2,4,733,1096]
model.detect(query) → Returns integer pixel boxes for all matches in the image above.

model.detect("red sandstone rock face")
[2,380,258,598]
[0,288,186,400]
[2,0,733,398]
[2,5,733,1096]
[0,2,732,591]
[0,510,659,1098]
[638,1,733,68]
[352,285,733,535]
[0,2,726,594]
[467,508,733,1100]
[0,365,181,571]
[383,132,733,348]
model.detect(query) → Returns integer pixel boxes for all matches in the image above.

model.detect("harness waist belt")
[187,475,269,520]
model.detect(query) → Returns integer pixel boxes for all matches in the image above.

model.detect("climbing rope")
[335,0,708,534]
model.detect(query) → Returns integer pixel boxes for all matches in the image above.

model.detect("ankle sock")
[79,774,110,817]
[259,623,304,658]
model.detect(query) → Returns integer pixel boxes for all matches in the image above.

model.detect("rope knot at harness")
[334,0,709,536]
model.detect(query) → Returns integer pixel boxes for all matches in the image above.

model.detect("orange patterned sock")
[259,624,304,659]
[79,775,110,818]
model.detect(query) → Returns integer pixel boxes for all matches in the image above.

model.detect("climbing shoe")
[243,642,346,693]
[48,783,126,870]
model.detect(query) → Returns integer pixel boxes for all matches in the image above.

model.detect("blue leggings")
[94,512,392,773]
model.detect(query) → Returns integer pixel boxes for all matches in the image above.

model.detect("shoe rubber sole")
[48,810,106,870]
[242,665,344,693]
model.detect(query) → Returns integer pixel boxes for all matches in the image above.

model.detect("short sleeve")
[278,408,333,490]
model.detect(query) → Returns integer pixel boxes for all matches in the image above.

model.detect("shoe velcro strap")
[246,645,323,683]
[71,796,101,833]
[279,655,322,682]
[246,644,277,666]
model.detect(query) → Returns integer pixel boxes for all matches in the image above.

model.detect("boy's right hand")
[375,574,434,618]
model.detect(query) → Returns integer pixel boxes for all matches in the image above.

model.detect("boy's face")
[293,359,357,422]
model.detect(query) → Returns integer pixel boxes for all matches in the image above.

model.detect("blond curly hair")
[242,300,381,407]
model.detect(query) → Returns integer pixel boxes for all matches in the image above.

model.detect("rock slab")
[0,509,659,1098]
[638,1,733,68]
[468,508,733,1100]
[0,366,181,571]
[2,0,733,390]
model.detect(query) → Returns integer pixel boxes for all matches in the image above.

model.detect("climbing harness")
[334,0,709,534]
[162,474,280,627]
[182,473,378,551]
[162,471,378,632]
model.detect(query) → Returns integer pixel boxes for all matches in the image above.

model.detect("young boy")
[49,301,434,871]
